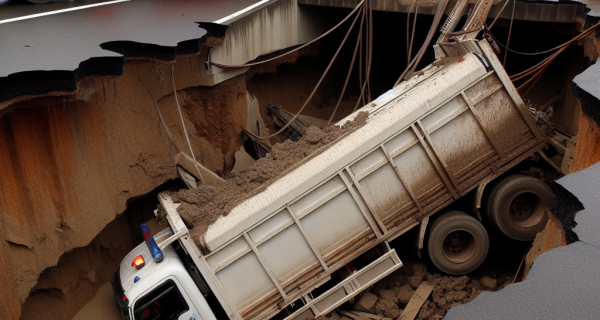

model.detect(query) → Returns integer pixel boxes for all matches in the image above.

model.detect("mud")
[317,259,513,320]
[169,112,368,247]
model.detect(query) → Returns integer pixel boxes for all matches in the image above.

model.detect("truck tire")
[485,174,553,241]
[427,211,489,275]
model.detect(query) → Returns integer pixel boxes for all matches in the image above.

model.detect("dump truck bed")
[165,41,545,320]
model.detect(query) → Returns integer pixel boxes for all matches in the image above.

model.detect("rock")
[396,284,415,304]
[305,126,324,144]
[375,298,402,318]
[480,276,498,289]
[433,296,447,308]
[467,279,482,291]
[378,288,398,304]
[417,301,437,319]
[452,276,470,291]
[354,291,378,312]
[445,290,467,303]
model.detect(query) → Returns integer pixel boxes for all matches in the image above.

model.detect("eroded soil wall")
[0,56,247,320]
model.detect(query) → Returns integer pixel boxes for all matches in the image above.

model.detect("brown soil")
[522,211,567,279]
[569,109,600,173]
[169,112,369,250]
[18,210,138,320]
[318,259,513,320]
[0,53,247,320]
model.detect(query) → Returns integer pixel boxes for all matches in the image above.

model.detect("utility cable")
[245,6,364,140]
[408,0,449,75]
[359,3,365,106]
[367,0,374,103]
[353,1,374,113]
[406,3,413,65]
[171,68,206,184]
[408,4,419,67]
[502,0,517,66]
[487,0,511,30]
[486,22,598,57]
[394,0,449,87]
[211,0,365,69]
[507,21,599,82]
[139,75,181,154]
[328,7,365,126]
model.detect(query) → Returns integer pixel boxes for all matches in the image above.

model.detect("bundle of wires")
[484,21,600,96]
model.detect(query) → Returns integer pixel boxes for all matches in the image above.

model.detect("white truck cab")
[112,228,217,320]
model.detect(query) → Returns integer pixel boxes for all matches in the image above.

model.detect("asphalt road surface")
[0,0,263,77]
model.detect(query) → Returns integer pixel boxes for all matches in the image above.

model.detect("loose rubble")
[316,258,514,320]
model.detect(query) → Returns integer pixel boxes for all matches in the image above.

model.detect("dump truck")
[111,3,572,319]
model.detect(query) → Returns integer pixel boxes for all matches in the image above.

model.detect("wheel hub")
[442,230,476,264]
[510,195,534,221]
[508,192,544,228]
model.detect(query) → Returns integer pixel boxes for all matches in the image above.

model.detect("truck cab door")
[132,278,200,320]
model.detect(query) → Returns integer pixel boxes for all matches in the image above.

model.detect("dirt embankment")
[0,55,247,320]
[170,112,368,248]
[18,211,137,320]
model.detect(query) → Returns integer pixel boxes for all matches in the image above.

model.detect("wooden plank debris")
[399,282,433,320]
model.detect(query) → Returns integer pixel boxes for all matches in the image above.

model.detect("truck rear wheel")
[485,174,553,241]
[427,211,489,275]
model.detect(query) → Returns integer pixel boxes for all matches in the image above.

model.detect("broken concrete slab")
[573,63,600,127]
[0,0,262,76]
[355,292,379,313]
[559,162,600,248]
[445,241,600,320]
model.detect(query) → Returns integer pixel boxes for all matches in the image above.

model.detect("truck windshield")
[134,280,189,320]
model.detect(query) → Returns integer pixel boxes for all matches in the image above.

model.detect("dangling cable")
[246,5,364,140]
[408,4,419,66]
[139,74,180,154]
[171,68,206,184]
[328,8,365,126]
[406,4,413,65]
[395,0,450,87]
[502,0,516,67]
[487,0,511,30]
[366,0,374,103]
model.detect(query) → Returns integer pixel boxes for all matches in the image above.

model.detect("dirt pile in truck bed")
[168,112,368,247]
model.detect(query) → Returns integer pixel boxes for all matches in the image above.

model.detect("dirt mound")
[169,112,369,248]
[318,259,513,320]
